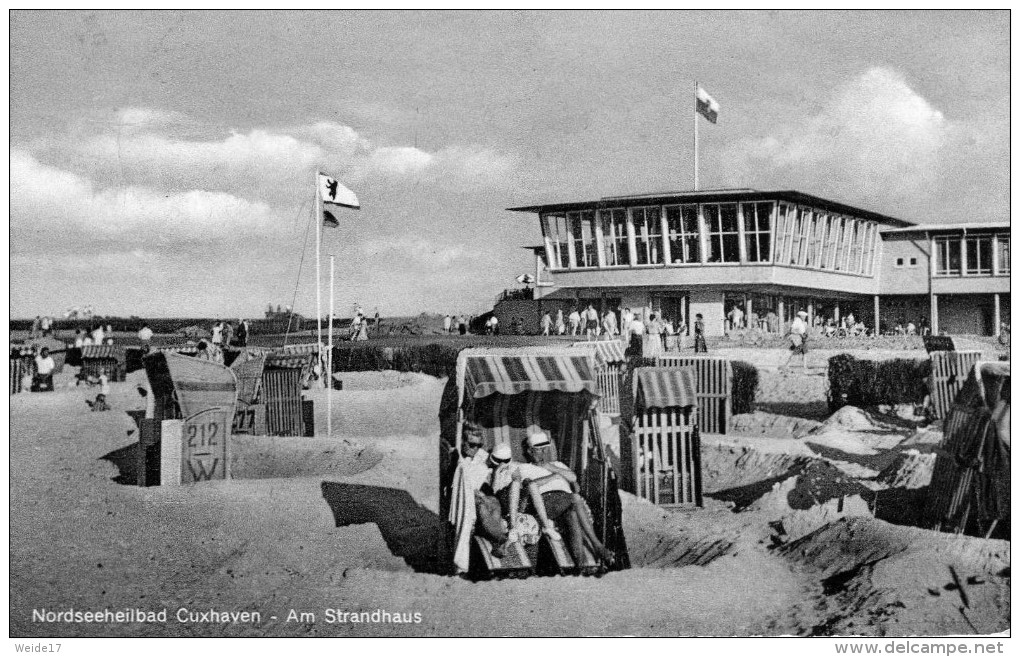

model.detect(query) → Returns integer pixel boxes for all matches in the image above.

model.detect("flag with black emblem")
[318,173,360,227]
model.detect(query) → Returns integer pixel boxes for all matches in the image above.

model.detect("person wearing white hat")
[786,310,810,372]
[495,431,616,567]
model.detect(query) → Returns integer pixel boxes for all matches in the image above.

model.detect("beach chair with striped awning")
[571,340,626,416]
[143,351,238,485]
[622,366,702,508]
[440,347,629,578]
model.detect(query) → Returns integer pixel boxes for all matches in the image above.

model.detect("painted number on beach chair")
[186,421,219,448]
[182,409,229,483]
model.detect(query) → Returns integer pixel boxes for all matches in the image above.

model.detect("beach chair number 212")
[186,422,219,447]
[182,408,229,483]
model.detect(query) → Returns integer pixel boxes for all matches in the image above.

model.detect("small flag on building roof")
[696,85,720,124]
[318,172,359,227]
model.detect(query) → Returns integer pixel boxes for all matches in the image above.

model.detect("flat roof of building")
[880,221,1010,234]
[507,188,914,227]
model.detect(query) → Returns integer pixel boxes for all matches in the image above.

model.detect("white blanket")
[449,454,490,573]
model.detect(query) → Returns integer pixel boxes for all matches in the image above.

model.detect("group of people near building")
[443,314,471,335]
[725,305,782,335]
[540,306,622,339]
[29,316,55,339]
[208,319,249,349]
[347,305,382,341]
[72,324,115,347]
[450,425,615,572]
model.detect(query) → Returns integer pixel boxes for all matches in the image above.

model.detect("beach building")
[504,189,1010,337]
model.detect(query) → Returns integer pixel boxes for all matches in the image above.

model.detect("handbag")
[474,491,508,544]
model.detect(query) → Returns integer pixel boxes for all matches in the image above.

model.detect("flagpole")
[694,80,699,192]
[315,171,323,401]
[328,254,334,439]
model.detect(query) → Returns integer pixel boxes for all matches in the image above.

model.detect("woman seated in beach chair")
[491,432,615,567]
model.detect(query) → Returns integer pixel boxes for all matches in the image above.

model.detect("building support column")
[834,302,840,324]
[745,295,753,329]
[873,295,880,334]
[931,294,939,335]
[807,299,814,329]
[777,298,785,335]
[993,293,1001,337]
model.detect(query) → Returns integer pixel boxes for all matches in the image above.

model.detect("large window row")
[542,202,878,274]
[935,234,1010,277]
[772,205,878,275]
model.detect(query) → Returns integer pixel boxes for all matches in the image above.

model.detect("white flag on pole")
[318,173,360,227]
[696,85,720,124]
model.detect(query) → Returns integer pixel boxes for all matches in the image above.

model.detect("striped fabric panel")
[230,354,266,404]
[634,367,698,411]
[176,381,238,392]
[280,342,320,355]
[81,345,125,361]
[464,355,598,399]
[466,390,591,466]
[571,340,627,365]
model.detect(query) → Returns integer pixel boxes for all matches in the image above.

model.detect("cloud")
[721,68,954,200]
[110,106,196,131]
[10,148,278,242]
[25,115,517,199]
[359,235,475,271]
[367,146,434,176]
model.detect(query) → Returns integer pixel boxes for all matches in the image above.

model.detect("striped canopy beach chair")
[926,361,1010,538]
[622,366,702,508]
[440,347,629,578]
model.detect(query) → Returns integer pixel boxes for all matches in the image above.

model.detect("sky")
[9,10,1010,319]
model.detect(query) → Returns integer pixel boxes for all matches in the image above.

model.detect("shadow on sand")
[321,482,447,575]
[755,401,831,421]
[707,470,802,511]
[100,442,141,486]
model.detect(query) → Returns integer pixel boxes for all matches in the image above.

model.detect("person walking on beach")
[584,304,599,340]
[785,310,809,372]
[727,304,744,333]
[33,347,56,392]
[568,308,581,336]
[235,319,248,347]
[620,307,634,346]
[626,313,645,356]
[694,314,708,353]
[554,309,565,336]
[541,312,552,336]
[444,314,452,334]
[645,313,664,356]
[602,309,618,338]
